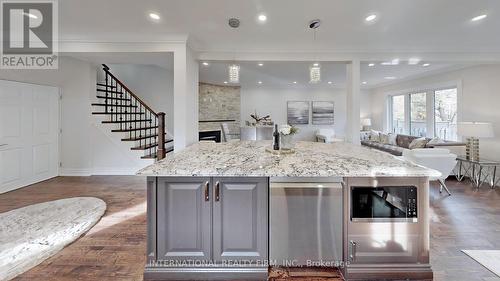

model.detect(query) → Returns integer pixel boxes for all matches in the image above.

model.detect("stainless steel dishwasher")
[270,178,343,266]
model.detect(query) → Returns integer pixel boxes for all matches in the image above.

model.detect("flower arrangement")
[279,124,299,135]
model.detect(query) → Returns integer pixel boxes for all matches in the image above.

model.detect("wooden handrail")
[101,64,167,160]
[102,64,158,117]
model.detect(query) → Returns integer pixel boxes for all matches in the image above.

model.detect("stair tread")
[92,103,137,108]
[102,119,152,124]
[97,83,116,88]
[111,126,158,132]
[131,140,173,150]
[122,133,167,141]
[96,96,131,101]
[93,112,145,115]
[141,147,174,159]
[96,89,123,94]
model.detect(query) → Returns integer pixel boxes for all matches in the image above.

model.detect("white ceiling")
[199,61,467,89]
[59,0,500,53]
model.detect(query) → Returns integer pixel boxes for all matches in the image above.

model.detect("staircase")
[92,64,173,161]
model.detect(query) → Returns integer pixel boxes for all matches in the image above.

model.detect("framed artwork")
[312,101,334,125]
[287,101,310,125]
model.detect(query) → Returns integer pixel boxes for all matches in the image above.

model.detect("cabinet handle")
[349,240,357,262]
[215,181,220,201]
[204,181,209,201]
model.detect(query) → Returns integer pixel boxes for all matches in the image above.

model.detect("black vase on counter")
[273,124,280,150]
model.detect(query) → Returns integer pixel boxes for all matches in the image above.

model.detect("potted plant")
[279,124,299,150]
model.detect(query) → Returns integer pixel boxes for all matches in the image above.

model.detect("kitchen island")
[137,141,440,281]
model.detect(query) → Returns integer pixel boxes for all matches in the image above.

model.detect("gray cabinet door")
[157,177,212,261]
[212,177,268,262]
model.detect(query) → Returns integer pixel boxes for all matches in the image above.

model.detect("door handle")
[349,240,357,262]
[204,181,209,201]
[215,181,220,201]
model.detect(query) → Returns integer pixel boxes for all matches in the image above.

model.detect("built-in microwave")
[351,186,418,222]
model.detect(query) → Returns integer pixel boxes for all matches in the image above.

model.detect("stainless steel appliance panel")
[270,182,343,266]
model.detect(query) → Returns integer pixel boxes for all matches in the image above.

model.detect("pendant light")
[309,19,321,83]
[310,63,321,84]
[227,18,241,84]
[228,64,240,83]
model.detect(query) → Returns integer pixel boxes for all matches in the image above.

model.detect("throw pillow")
[387,133,398,145]
[427,137,445,146]
[409,137,429,149]
[379,133,390,144]
[369,130,380,142]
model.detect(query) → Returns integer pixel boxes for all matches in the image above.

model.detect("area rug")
[462,250,500,277]
[0,197,106,280]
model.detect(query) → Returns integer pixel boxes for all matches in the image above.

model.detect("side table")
[454,156,499,188]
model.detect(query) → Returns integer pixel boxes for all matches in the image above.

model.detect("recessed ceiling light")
[202,62,209,66]
[258,81,263,84]
[328,81,333,84]
[149,12,161,20]
[384,76,397,80]
[223,81,228,84]
[365,14,377,22]
[422,63,430,67]
[293,81,297,84]
[258,14,267,22]
[408,58,421,65]
[362,81,367,85]
[471,14,487,22]
[368,63,375,67]
[258,63,264,66]
[381,58,400,66]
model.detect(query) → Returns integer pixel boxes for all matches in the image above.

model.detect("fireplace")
[199,130,221,143]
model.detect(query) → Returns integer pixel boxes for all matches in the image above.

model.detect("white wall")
[241,86,346,141]
[0,56,94,174]
[369,64,500,161]
[107,64,174,135]
[0,56,177,176]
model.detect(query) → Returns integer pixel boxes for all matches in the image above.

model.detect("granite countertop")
[136,141,441,178]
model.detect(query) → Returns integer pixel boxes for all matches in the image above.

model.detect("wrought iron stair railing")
[92,64,172,160]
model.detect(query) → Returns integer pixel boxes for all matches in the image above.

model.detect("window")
[391,95,405,134]
[410,92,427,137]
[434,88,458,141]
[388,87,458,140]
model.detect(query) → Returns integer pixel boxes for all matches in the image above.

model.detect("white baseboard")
[59,167,145,176]
[59,168,92,176]
[91,167,143,175]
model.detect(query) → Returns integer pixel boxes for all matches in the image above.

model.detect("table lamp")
[361,118,372,131]
[457,122,494,161]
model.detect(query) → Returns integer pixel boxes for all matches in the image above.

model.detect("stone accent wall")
[199,83,241,137]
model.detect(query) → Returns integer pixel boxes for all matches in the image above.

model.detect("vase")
[280,133,295,150]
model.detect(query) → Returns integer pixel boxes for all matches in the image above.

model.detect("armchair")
[403,148,457,195]
[316,129,342,143]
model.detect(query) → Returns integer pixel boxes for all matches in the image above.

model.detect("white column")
[173,44,199,151]
[346,60,361,144]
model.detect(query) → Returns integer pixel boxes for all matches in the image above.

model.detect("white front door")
[0,80,59,193]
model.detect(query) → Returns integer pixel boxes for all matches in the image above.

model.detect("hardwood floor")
[0,176,148,281]
[429,179,500,281]
[1,176,499,280]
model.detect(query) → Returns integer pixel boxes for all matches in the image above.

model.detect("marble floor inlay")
[0,197,106,281]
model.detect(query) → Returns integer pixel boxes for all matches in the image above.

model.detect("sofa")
[360,131,466,157]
